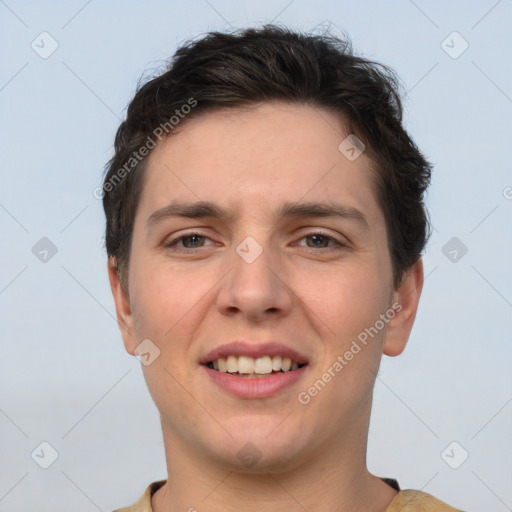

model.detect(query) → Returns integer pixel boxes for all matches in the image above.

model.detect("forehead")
[137,102,382,226]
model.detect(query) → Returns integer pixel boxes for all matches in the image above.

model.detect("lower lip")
[203,365,308,399]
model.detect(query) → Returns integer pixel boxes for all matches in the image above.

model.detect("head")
[104,25,431,472]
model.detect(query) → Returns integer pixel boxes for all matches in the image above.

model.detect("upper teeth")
[211,355,300,374]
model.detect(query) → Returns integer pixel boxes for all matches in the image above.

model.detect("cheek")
[129,257,216,358]
[130,259,181,325]
[296,262,389,343]
[296,268,388,421]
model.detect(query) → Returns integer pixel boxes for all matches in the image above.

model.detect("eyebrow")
[146,200,371,230]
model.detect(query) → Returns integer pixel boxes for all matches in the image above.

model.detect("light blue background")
[1,1,511,511]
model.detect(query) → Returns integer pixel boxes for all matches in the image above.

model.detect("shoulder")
[387,489,465,512]
[112,480,167,512]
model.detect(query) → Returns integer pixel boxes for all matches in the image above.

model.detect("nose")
[215,238,294,323]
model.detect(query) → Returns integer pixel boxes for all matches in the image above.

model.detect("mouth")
[200,342,310,398]
[205,355,307,378]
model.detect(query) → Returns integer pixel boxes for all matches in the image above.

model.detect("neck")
[152,414,397,512]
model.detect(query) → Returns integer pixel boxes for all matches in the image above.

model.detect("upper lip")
[200,341,309,365]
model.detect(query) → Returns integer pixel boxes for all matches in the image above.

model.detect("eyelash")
[163,230,347,253]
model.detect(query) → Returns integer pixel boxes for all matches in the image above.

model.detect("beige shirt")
[113,478,464,511]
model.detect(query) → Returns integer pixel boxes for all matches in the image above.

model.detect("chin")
[208,419,311,473]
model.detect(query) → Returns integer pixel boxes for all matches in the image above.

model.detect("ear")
[107,258,137,355]
[383,258,424,357]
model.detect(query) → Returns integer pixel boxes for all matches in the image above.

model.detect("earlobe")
[107,258,137,355]
[383,259,424,357]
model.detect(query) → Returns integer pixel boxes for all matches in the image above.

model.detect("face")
[109,101,422,472]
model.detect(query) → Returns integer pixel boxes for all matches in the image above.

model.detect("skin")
[108,101,424,512]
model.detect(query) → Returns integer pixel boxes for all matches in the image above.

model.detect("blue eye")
[164,231,346,253]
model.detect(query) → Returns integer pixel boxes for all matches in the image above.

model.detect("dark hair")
[102,24,432,291]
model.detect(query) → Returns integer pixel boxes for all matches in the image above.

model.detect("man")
[103,25,463,512]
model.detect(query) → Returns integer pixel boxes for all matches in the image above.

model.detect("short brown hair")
[102,24,432,291]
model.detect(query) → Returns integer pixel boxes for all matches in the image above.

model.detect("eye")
[295,232,347,251]
[163,231,214,251]
[163,230,347,253]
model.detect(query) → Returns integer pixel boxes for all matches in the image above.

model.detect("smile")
[200,341,310,398]
[206,355,306,377]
